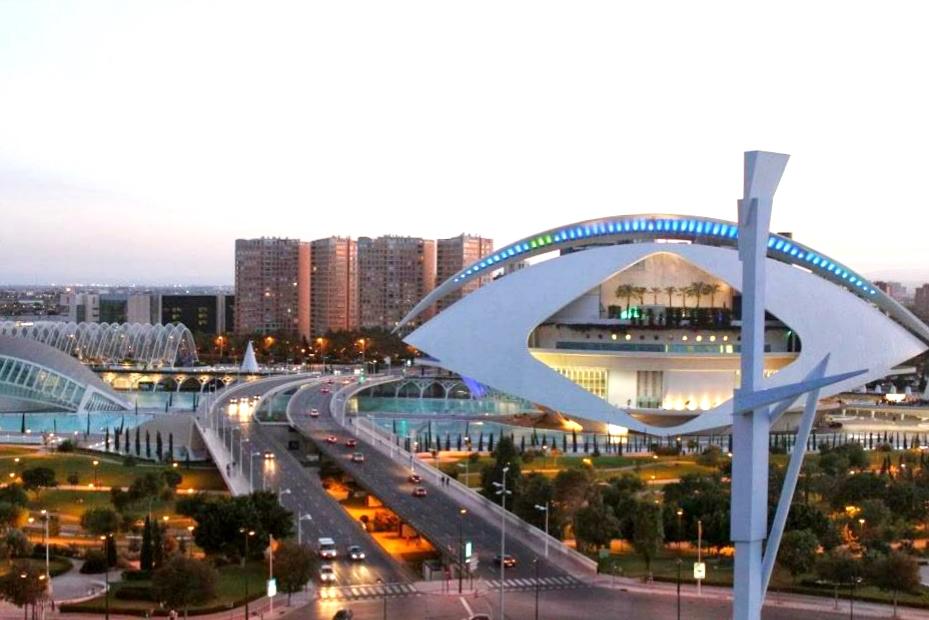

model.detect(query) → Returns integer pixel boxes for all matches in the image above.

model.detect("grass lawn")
[601,551,929,609]
[63,562,268,615]
[0,447,225,491]
[0,557,73,577]
[27,489,174,520]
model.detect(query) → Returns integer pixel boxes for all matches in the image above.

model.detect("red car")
[325,435,338,444]
[345,439,358,448]
[412,487,428,498]
[408,474,422,484]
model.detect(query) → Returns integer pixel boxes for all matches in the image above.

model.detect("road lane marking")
[459,596,474,617]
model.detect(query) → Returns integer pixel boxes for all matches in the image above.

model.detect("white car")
[318,537,337,559]
[348,545,365,561]
[309,408,319,417]
[319,564,336,583]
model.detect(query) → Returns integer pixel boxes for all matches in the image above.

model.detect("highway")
[287,379,585,585]
[208,376,411,590]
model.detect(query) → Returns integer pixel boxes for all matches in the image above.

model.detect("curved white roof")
[397,214,929,345]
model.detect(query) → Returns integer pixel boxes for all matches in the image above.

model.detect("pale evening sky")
[0,1,927,286]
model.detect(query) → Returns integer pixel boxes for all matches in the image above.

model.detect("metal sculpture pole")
[731,150,789,619]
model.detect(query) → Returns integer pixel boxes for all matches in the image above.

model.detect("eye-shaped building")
[399,215,929,436]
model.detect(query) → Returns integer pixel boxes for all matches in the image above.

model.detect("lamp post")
[92,459,99,487]
[456,461,469,488]
[677,557,683,620]
[534,503,550,558]
[40,509,50,598]
[676,508,684,554]
[99,534,112,620]
[186,525,194,558]
[457,508,467,593]
[492,465,512,619]
[533,557,541,620]
[240,528,255,620]
[377,577,387,619]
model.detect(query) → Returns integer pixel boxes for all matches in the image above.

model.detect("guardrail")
[328,378,598,575]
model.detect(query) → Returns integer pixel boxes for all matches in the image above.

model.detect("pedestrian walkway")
[318,582,418,602]
[484,575,586,592]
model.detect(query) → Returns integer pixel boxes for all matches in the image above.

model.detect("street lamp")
[278,488,291,504]
[676,508,684,554]
[240,528,255,620]
[492,465,512,619]
[376,577,387,620]
[186,525,195,557]
[534,503,550,558]
[92,459,99,487]
[40,509,50,597]
[100,533,113,620]
[458,508,467,593]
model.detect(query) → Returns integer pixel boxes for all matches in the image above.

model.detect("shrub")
[80,550,108,574]
[66,473,79,486]
[114,585,157,601]
[123,456,137,467]
[56,440,76,453]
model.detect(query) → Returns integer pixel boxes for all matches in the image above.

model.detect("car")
[319,564,336,583]
[332,611,354,620]
[345,438,358,448]
[351,452,365,463]
[320,388,331,394]
[309,408,319,417]
[408,473,422,484]
[318,537,337,559]
[262,451,275,460]
[412,486,428,497]
[493,554,517,568]
[348,545,366,561]
[325,435,338,444]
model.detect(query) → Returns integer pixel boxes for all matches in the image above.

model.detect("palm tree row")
[615,281,724,310]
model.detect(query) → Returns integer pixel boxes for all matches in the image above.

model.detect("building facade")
[435,234,494,312]
[310,237,358,336]
[358,236,436,329]
[234,238,310,339]
[915,284,929,318]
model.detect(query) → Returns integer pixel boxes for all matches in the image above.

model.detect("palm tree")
[682,284,696,308]
[663,286,677,308]
[649,287,663,305]
[706,282,722,309]
[634,287,648,307]
[615,284,635,311]
[690,281,705,308]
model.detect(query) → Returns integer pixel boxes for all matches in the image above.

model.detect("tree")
[866,551,921,617]
[776,529,818,582]
[0,560,46,613]
[480,436,521,506]
[168,433,174,462]
[273,541,318,604]
[615,284,635,311]
[632,500,664,577]
[0,485,28,508]
[105,427,110,451]
[140,516,154,571]
[156,431,164,462]
[152,521,164,568]
[0,529,32,560]
[20,467,57,494]
[146,430,151,459]
[124,427,131,454]
[0,502,23,531]
[152,556,218,618]
[663,286,677,308]
[575,494,619,552]
[80,508,119,536]
[135,427,141,457]
[815,548,860,609]
[649,286,663,305]
[512,473,557,533]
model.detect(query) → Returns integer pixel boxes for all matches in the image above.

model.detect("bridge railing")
[329,378,598,575]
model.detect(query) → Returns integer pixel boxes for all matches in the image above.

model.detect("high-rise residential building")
[914,284,929,318]
[234,238,310,339]
[435,234,494,312]
[357,236,436,329]
[59,293,100,322]
[310,236,358,336]
[875,280,908,302]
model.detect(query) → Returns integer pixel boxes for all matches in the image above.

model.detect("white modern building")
[399,214,929,434]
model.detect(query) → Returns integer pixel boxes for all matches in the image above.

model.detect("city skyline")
[2,2,928,286]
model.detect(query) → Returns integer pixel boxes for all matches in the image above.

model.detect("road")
[285,582,867,620]
[208,376,411,591]
[287,379,584,587]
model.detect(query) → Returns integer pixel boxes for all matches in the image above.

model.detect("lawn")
[27,489,174,520]
[601,550,929,609]
[62,561,269,615]
[0,557,73,577]
[0,446,226,491]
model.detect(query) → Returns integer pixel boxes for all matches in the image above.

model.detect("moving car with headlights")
[318,537,337,559]
[348,545,366,561]
[412,487,428,498]
[351,452,365,463]
[308,408,319,418]
[319,563,336,583]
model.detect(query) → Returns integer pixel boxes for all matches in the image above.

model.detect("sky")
[0,1,927,286]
